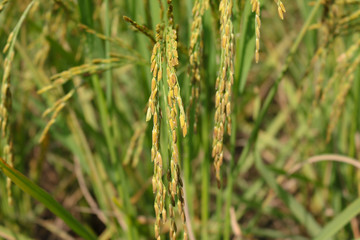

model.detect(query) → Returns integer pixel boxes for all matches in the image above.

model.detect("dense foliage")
[1,0,360,239]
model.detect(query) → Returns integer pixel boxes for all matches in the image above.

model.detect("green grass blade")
[104,0,112,107]
[314,198,360,240]
[235,0,255,94]
[254,149,322,236]
[0,225,34,240]
[0,158,97,240]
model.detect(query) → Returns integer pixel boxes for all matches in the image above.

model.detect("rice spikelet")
[274,0,286,20]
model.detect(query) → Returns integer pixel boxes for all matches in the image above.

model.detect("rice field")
[1,0,360,239]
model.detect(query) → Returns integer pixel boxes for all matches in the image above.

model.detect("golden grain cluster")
[212,0,234,186]
[147,24,167,240]
[145,1,188,239]
[275,0,286,20]
[188,0,208,132]
[0,29,16,205]
[165,2,188,239]
[3,0,360,239]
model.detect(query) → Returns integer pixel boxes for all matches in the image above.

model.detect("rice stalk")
[78,23,132,48]
[123,16,156,43]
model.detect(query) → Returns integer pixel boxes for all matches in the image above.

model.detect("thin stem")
[289,154,360,174]
[201,133,210,240]
[104,0,112,108]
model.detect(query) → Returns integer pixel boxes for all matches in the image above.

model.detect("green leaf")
[0,158,97,240]
[254,149,322,237]
[235,0,256,94]
[0,225,34,240]
[314,198,360,240]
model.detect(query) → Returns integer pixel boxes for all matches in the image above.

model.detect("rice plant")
[1,0,360,239]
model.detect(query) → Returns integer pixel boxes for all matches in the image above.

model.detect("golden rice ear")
[0,2,35,204]
[147,3,189,234]
[147,23,167,240]
[212,0,234,187]
[188,0,209,133]
[163,1,188,238]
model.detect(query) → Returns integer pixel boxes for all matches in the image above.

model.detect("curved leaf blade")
[0,158,97,240]
[314,198,360,240]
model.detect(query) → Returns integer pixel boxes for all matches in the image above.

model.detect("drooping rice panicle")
[123,16,156,43]
[38,89,75,143]
[79,23,135,49]
[188,0,209,132]
[165,1,188,238]
[37,58,126,94]
[212,0,234,187]
[146,24,167,240]
[0,1,35,205]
